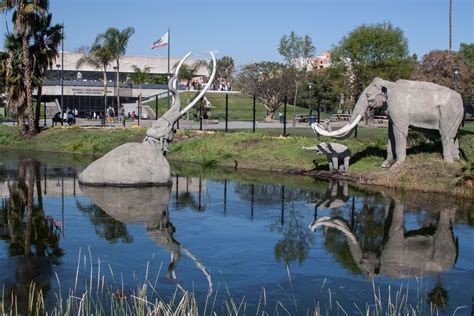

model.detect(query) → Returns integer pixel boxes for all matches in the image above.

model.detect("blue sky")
[2,0,473,65]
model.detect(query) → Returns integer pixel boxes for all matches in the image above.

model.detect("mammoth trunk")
[311,88,367,138]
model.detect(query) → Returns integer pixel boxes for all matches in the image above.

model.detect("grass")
[1,252,465,315]
[143,91,327,121]
[0,125,146,156]
[0,123,473,198]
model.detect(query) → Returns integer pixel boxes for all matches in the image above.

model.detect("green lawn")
[143,91,331,121]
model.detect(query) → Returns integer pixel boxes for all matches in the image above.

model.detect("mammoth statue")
[309,196,457,278]
[79,52,217,186]
[303,142,351,171]
[312,78,464,167]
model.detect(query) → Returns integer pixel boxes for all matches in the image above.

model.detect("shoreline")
[1,125,472,199]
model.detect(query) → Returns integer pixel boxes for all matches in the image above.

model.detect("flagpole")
[167,27,170,110]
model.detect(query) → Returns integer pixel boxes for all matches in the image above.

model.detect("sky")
[1,0,473,65]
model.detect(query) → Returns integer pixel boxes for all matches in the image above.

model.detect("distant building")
[41,52,210,117]
[309,51,331,70]
[292,51,332,71]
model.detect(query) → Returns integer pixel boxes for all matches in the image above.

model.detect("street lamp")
[453,66,460,91]
[308,83,313,117]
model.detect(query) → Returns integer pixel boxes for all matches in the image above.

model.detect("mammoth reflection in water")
[80,185,212,293]
[312,180,350,210]
[310,194,457,278]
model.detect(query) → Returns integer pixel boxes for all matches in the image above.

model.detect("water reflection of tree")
[75,200,133,244]
[0,159,64,312]
[272,208,314,264]
[427,280,449,309]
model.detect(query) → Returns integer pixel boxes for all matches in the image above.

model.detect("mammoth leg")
[393,125,408,163]
[440,109,463,162]
[343,156,350,171]
[332,157,339,171]
[382,120,396,167]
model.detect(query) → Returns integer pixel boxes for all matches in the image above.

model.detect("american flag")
[151,32,169,49]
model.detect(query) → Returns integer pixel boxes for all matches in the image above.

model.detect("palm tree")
[130,65,151,124]
[3,0,49,135]
[30,13,63,131]
[76,42,114,126]
[3,34,26,129]
[96,27,135,116]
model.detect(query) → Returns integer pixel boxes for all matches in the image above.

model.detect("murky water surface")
[1,150,473,314]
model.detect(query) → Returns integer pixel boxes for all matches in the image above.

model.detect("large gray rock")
[78,141,171,186]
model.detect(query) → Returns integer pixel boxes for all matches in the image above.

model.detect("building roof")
[52,52,209,76]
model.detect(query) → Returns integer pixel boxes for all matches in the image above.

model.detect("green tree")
[458,43,474,66]
[130,65,151,119]
[76,41,114,124]
[302,68,340,114]
[3,34,24,124]
[211,56,234,88]
[278,31,315,107]
[96,26,135,114]
[331,22,414,104]
[2,0,49,135]
[235,61,295,122]
[30,13,63,131]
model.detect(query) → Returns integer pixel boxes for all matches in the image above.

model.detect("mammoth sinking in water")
[312,78,464,167]
[79,52,217,186]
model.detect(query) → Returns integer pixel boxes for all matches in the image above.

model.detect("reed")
[1,252,466,315]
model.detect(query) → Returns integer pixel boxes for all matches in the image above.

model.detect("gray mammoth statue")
[304,142,351,171]
[312,78,464,167]
[309,196,457,278]
[79,52,217,186]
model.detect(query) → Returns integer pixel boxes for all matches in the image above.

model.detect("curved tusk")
[180,51,217,115]
[312,115,362,137]
[175,52,192,76]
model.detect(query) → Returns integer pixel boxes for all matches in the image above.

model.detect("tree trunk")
[293,82,298,109]
[34,85,43,132]
[22,35,34,134]
[103,69,108,126]
[17,110,26,134]
[264,111,275,122]
[116,60,121,114]
[24,161,34,256]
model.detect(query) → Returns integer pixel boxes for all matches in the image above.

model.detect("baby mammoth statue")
[304,142,351,171]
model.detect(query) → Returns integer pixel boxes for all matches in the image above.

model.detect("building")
[41,52,210,118]
[292,51,332,72]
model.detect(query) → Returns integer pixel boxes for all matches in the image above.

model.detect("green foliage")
[331,22,414,100]
[278,31,315,68]
[213,56,235,84]
[301,68,341,113]
[459,43,474,66]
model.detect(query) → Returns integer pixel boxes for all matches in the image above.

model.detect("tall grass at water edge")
[0,250,467,315]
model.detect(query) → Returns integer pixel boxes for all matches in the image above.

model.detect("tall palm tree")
[30,13,63,131]
[130,65,151,123]
[96,27,135,115]
[3,34,26,129]
[76,42,114,126]
[2,0,48,135]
